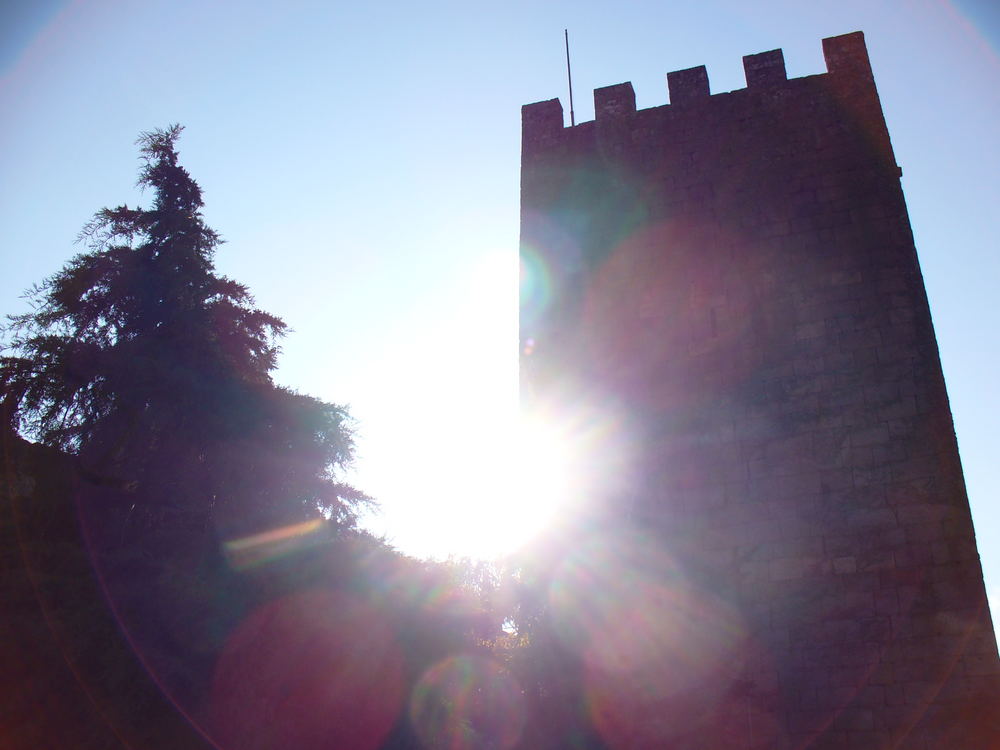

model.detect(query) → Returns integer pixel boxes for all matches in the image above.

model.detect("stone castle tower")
[519,32,999,748]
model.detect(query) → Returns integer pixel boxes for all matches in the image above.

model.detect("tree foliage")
[1,125,368,533]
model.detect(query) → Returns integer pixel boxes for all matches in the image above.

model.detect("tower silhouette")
[520,31,999,747]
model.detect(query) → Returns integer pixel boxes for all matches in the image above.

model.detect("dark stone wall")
[0,431,216,749]
[520,31,1000,749]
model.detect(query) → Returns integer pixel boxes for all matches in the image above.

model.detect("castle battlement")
[523,32,888,163]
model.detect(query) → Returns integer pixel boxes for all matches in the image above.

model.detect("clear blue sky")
[2,0,997,616]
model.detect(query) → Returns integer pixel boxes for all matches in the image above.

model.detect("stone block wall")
[520,32,999,748]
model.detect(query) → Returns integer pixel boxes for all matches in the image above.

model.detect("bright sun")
[350,250,582,561]
[357,407,578,562]
[385,409,578,561]
[467,413,576,558]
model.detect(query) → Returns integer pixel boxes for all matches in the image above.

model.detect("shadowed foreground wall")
[520,32,999,749]
[0,432,216,749]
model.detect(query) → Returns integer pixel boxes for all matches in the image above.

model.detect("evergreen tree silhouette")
[1,125,369,540]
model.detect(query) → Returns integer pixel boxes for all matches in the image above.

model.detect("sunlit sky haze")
[1,1,998,610]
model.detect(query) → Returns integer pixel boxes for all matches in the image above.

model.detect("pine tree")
[1,125,369,536]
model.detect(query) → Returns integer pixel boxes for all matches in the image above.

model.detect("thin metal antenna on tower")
[564,29,576,127]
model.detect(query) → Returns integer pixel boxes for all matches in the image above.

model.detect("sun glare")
[401,409,578,562]
[473,414,575,557]
[354,249,594,561]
